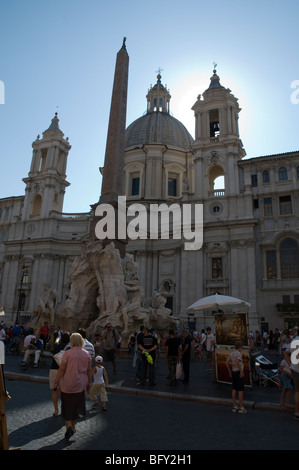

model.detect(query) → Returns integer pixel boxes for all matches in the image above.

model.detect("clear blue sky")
[1,0,299,213]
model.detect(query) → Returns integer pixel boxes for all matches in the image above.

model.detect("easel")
[0,365,10,450]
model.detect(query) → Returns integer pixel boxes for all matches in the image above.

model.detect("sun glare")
[169,73,203,138]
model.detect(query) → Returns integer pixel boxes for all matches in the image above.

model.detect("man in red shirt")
[39,321,50,350]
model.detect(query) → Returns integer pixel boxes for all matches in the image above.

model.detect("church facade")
[1,55,299,333]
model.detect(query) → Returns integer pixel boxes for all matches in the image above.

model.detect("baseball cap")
[95,355,103,363]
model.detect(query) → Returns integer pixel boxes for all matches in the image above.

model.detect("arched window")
[209,165,225,196]
[279,167,288,181]
[209,109,220,138]
[39,149,47,172]
[280,238,299,278]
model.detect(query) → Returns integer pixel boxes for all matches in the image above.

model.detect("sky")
[0,0,299,213]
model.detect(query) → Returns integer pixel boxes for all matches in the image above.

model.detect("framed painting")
[214,312,248,347]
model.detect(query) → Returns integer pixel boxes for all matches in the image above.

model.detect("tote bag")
[176,361,182,380]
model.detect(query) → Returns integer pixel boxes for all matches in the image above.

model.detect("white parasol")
[187,293,250,313]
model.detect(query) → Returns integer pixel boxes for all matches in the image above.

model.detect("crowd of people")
[1,319,299,434]
[249,327,298,356]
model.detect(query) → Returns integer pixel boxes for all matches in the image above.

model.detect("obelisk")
[100,37,129,204]
[90,38,129,254]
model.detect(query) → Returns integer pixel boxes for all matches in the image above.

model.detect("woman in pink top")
[54,332,92,440]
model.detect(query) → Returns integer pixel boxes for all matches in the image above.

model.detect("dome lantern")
[146,71,171,114]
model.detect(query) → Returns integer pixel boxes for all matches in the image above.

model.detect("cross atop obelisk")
[100,38,129,204]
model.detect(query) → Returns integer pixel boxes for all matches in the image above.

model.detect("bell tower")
[192,66,244,144]
[22,113,71,220]
[191,67,246,199]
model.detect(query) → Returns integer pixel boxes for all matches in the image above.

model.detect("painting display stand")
[214,312,252,387]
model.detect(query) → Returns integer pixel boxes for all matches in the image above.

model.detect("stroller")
[254,355,280,388]
[5,336,20,355]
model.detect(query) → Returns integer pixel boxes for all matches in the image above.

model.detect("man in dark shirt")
[135,325,147,383]
[181,329,192,384]
[165,329,182,386]
[138,328,157,386]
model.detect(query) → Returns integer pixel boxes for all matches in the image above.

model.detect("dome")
[125,111,194,149]
[125,73,194,149]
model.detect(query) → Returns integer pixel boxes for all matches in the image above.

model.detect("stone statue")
[56,241,179,340]
[121,281,147,333]
[33,282,57,326]
[152,289,171,313]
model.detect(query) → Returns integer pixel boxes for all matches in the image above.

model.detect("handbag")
[53,345,68,366]
[176,361,182,380]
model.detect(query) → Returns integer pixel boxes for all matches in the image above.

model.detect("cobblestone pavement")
[3,352,299,451]
[4,379,299,451]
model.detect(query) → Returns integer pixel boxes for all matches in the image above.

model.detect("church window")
[131,177,140,196]
[263,197,273,217]
[266,251,277,278]
[297,166,299,179]
[0,208,2,218]
[262,170,270,183]
[280,238,299,278]
[168,176,177,197]
[279,195,292,215]
[279,167,288,181]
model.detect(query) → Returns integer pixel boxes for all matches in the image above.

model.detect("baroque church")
[1,41,299,333]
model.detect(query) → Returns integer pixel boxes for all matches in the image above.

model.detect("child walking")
[90,355,109,411]
[226,341,247,414]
